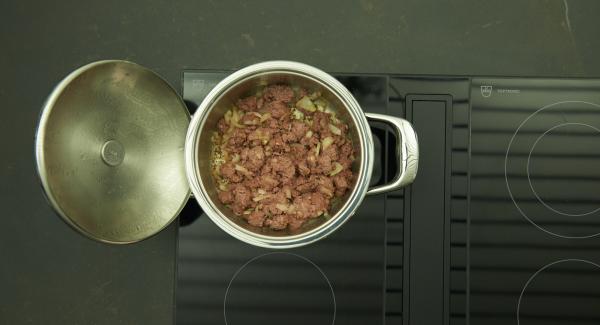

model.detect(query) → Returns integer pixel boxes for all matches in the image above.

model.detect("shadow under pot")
[35,60,419,248]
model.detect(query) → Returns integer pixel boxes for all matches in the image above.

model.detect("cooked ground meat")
[241,146,264,171]
[259,174,279,191]
[247,210,266,227]
[264,101,289,119]
[236,96,258,111]
[218,190,234,205]
[291,121,309,139]
[293,192,330,220]
[220,162,243,183]
[263,84,295,103]
[217,118,229,134]
[211,84,356,231]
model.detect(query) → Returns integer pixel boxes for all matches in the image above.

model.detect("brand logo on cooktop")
[480,85,493,98]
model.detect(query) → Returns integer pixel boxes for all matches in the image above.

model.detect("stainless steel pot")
[35,60,418,248]
[185,61,418,248]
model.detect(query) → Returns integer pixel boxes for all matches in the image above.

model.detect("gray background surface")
[1,0,598,324]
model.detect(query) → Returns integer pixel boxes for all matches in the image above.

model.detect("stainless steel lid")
[35,60,191,244]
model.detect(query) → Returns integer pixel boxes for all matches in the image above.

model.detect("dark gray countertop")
[1,1,599,324]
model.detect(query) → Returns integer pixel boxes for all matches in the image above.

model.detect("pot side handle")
[364,113,419,195]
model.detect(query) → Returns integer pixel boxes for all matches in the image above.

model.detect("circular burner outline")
[505,100,600,239]
[517,258,600,325]
[223,252,337,325]
[526,122,600,217]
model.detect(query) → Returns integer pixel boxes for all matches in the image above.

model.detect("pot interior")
[193,70,365,238]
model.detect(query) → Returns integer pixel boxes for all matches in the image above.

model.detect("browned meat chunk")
[315,175,335,198]
[217,118,229,134]
[292,121,309,139]
[333,169,353,197]
[290,144,308,161]
[269,156,295,183]
[293,192,329,219]
[231,185,252,215]
[281,131,296,143]
[296,177,317,193]
[300,134,319,147]
[259,174,279,192]
[340,141,353,157]
[218,190,234,204]
[263,85,294,103]
[227,128,247,147]
[265,118,279,129]
[233,185,252,206]
[242,177,260,189]
[297,160,311,176]
[261,191,288,216]
[312,153,332,175]
[264,215,289,230]
[321,145,339,161]
[312,111,331,135]
[247,210,266,227]
[269,134,290,154]
[264,101,289,119]
[220,163,242,183]
[237,96,258,111]
[242,146,264,171]
[339,142,354,168]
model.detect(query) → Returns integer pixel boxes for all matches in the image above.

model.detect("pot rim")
[185,61,374,249]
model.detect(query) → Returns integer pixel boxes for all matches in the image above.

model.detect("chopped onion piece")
[315,142,321,156]
[291,109,304,120]
[234,164,253,176]
[329,124,342,135]
[260,113,271,122]
[276,204,289,212]
[308,91,321,100]
[232,153,240,163]
[253,194,270,202]
[230,109,244,128]
[329,162,344,176]
[305,130,313,138]
[257,189,266,195]
[296,96,316,112]
[322,136,334,150]
[319,186,333,197]
[224,110,232,123]
[327,109,341,124]
[314,98,328,112]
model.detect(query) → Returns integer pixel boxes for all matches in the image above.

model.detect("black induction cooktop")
[177,72,600,325]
